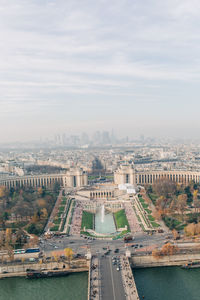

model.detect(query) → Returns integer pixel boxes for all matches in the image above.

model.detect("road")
[39,232,168,257]
[100,256,126,300]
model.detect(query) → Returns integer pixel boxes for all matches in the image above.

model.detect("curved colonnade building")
[114,164,200,186]
[0,168,88,189]
[1,164,200,190]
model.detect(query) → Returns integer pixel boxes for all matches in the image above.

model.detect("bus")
[124,235,134,242]
[14,249,26,254]
[25,248,40,254]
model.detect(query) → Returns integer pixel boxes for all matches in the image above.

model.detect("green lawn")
[145,208,152,214]
[114,209,130,231]
[141,202,149,209]
[50,225,59,231]
[148,215,155,222]
[151,221,160,228]
[163,216,183,230]
[53,218,61,224]
[59,206,65,212]
[138,196,145,203]
[81,211,94,230]
[138,196,149,209]
[148,193,158,205]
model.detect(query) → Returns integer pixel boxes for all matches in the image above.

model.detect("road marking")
[109,257,116,300]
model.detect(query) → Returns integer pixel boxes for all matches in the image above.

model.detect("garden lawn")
[81,211,94,230]
[151,222,160,228]
[114,209,130,231]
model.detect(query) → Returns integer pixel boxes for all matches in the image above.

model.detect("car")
[69,241,74,244]
[29,258,36,262]
[54,246,58,249]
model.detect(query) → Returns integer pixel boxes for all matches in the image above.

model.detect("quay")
[0,254,140,300]
[2,252,200,299]
[0,259,88,279]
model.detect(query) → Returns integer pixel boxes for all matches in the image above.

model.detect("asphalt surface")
[39,232,168,257]
[100,256,126,300]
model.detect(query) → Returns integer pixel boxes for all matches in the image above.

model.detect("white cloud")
[0,0,200,141]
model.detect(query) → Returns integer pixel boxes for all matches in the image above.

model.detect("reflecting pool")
[95,207,116,234]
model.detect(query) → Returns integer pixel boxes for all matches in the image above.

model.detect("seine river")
[1,267,200,300]
[133,266,200,300]
[0,272,88,300]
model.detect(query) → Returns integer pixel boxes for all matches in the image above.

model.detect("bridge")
[89,255,140,300]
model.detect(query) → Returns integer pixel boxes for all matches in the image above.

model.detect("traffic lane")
[110,257,126,300]
[100,256,126,300]
[100,256,114,300]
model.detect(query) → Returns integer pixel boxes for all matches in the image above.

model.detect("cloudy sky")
[0,0,200,142]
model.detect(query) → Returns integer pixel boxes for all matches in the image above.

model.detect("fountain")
[95,205,116,235]
[101,204,105,223]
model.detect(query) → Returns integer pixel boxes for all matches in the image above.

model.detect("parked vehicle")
[124,236,134,242]
[25,248,40,253]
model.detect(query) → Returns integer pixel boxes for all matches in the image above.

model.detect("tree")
[177,194,187,220]
[153,179,176,198]
[15,229,27,247]
[184,223,196,236]
[64,248,74,266]
[184,186,192,204]
[37,187,44,196]
[172,229,179,240]
[0,186,6,198]
[161,243,178,256]
[193,190,200,214]
[32,212,40,223]
[41,208,48,219]
[152,249,162,259]
[53,182,60,194]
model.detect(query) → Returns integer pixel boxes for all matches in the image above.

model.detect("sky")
[0,0,200,143]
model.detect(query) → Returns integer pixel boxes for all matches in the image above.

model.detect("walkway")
[120,256,140,300]
[70,201,83,235]
[124,202,143,234]
[89,256,100,300]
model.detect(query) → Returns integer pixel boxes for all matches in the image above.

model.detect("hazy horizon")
[1,0,200,143]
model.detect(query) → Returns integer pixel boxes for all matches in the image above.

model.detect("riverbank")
[0,259,89,279]
[130,253,200,268]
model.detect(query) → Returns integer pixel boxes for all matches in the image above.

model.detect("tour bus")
[25,248,40,254]
[124,235,134,242]
[14,249,26,254]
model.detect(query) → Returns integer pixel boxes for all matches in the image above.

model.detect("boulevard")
[39,232,169,257]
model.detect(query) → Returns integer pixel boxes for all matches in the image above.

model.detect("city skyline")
[1,0,200,142]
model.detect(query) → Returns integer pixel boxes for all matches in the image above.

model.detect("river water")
[1,267,200,300]
[0,272,88,300]
[133,266,200,300]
